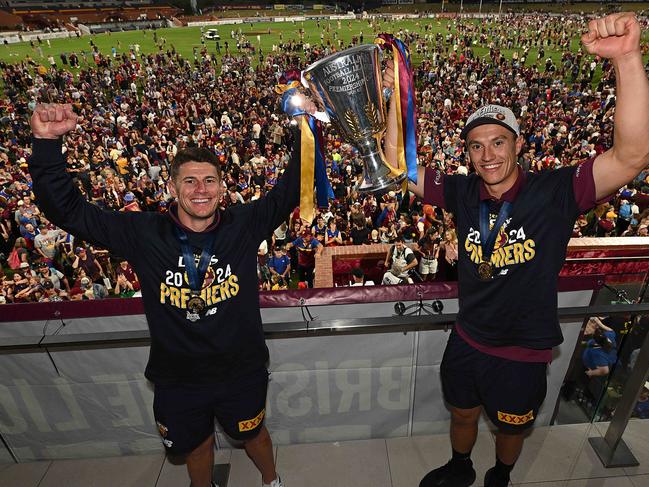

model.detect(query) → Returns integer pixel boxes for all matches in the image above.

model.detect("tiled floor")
[2,421,649,486]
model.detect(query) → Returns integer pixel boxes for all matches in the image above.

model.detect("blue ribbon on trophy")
[276,70,333,223]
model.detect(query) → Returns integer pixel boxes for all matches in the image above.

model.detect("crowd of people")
[1,13,649,304]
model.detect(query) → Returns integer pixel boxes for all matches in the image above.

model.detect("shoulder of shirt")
[526,165,578,186]
[442,172,479,194]
[444,172,480,184]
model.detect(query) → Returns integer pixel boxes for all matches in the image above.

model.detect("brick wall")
[313,237,649,288]
[314,243,405,288]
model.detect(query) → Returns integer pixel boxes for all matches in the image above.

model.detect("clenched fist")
[582,12,641,61]
[31,103,78,139]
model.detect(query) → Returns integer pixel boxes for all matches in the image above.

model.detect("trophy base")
[355,170,407,194]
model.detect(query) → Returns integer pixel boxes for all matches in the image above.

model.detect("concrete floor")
[2,420,649,487]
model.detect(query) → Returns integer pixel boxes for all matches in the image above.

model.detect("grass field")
[208,2,649,16]
[375,1,649,14]
[1,17,648,76]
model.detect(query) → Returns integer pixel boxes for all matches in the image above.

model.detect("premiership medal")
[478,200,513,282]
[477,262,494,281]
[188,295,206,314]
[175,226,216,321]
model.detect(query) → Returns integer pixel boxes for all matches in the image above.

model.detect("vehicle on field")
[203,28,220,40]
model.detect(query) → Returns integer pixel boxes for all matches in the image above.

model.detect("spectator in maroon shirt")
[286,228,322,288]
[115,259,140,291]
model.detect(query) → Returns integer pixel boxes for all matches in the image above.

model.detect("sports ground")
[2,15,648,76]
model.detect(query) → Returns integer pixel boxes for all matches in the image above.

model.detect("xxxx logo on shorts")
[238,409,265,432]
[497,410,534,425]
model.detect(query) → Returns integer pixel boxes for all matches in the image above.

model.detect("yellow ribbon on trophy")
[299,116,316,224]
[274,80,301,96]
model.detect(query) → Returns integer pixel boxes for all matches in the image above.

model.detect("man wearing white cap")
[384,12,649,487]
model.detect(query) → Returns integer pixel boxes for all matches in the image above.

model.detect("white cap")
[461,105,520,139]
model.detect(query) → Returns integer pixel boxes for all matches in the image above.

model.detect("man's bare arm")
[587,13,649,199]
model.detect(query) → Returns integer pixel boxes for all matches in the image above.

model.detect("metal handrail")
[1,302,648,470]
[1,303,648,354]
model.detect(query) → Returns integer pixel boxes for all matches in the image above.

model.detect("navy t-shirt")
[424,160,599,350]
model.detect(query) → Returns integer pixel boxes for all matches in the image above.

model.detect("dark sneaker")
[483,467,509,487]
[419,459,476,487]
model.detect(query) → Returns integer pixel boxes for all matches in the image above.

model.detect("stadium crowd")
[1,13,649,303]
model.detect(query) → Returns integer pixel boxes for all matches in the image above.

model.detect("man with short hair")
[28,99,311,487]
[384,12,649,487]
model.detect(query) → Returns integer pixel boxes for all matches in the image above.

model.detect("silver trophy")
[303,44,406,193]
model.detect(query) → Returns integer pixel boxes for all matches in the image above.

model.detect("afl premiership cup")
[302,44,406,193]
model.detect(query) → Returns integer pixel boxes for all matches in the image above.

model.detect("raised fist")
[581,12,641,61]
[30,103,78,139]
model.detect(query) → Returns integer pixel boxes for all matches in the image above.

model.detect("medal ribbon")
[479,201,513,266]
[174,226,216,295]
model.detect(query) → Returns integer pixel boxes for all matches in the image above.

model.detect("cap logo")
[461,104,520,140]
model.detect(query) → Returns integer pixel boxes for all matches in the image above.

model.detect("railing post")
[589,322,649,467]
